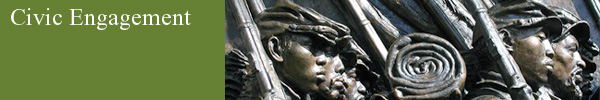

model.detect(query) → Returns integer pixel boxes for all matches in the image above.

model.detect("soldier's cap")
[554,21,590,43]
[550,7,590,44]
[550,7,598,71]
[488,1,562,40]
[255,0,351,47]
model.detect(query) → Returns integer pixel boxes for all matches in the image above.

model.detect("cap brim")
[540,17,563,40]
[566,21,591,42]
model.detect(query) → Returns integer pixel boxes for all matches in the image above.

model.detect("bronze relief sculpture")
[226,0,600,100]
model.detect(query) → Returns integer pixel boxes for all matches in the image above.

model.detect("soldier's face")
[550,35,584,99]
[280,35,346,98]
[511,31,555,87]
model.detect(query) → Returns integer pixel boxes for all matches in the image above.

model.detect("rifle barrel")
[247,0,266,17]
[229,0,286,99]
[337,0,388,62]
[420,0,474,50]
[588,0,600,29]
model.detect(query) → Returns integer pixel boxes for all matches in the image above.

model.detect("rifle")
[464,0,535,99]
[356,0,400,47]
[228,0,287,99]
[587,0,600,29]
[335,0,389,63]
[419,0,475,50]
[246,0,266,18]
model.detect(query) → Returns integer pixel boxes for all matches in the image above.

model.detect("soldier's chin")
[317,80,344,99]
[561,78,582,99]
[569,81,583,99]
[564,88,582,100]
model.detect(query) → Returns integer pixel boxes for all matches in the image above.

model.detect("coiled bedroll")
[385,33,466,100]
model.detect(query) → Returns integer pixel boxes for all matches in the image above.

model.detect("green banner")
[0,0,223,100]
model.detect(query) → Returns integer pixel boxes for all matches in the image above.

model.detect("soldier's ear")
[267,36,284,62]
[499,29,514,52]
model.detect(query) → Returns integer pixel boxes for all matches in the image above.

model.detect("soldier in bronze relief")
[255,1,366,99]
[546,7,590,100]
[467,1,562,99]
[548,30,586,99]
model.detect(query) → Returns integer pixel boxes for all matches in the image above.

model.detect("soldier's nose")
[576,60,586,69]
[542,40,555,58]
[545,49,555,58]
[335,64,344,73]
[574,52,586,68]
[316,57,327,66]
